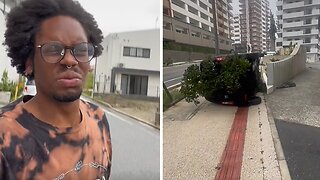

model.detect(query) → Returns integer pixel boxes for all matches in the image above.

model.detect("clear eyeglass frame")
[36,42,96,63]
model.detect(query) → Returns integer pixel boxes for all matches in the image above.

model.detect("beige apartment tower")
[163,0,234,62]
[239,0,271,53]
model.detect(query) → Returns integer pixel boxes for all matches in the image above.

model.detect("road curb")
[265,96,292,180]
[82,95,160,130]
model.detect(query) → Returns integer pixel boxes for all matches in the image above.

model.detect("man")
[0,0,112,179]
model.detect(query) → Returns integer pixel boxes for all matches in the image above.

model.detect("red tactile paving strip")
[214,107,249,180]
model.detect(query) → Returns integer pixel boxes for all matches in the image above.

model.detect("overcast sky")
[76,0,160,37]
[231,0,277,16]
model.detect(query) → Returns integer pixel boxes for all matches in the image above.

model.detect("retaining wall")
[266,45,306,94]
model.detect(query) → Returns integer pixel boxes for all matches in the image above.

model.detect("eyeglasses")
[36,42,95,63]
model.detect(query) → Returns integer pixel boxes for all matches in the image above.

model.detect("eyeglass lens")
[41,42,94,63]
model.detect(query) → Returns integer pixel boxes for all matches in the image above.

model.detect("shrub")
[180,55,251,105]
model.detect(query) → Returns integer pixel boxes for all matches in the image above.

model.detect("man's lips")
[57,78,82,87]
[56,72,83,87]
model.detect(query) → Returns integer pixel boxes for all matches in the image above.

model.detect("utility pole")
[91,57,97,99]
[212,0,220,55]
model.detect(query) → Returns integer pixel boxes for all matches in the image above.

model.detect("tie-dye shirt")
[0,96,112,180]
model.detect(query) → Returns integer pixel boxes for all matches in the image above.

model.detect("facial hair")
[53,90,82,102]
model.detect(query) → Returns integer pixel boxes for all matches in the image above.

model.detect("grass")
[163,89,185,111]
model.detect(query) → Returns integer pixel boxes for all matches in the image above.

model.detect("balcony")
[283,21,303,28]
[283,11,304,19]
[276,10,283,16]
[283,31,303,37]
[163,0,170,8]
[283,40,303,46]
[172,0,185,10]
[303,38,319,45]
[283,1,304,10]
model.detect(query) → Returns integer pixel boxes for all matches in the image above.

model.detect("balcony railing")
[283,1,304,9]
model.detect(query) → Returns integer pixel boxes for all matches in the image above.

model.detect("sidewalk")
[163,95,284,179]
[82,94,160,129]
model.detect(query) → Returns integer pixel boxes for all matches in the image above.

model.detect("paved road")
[106,109,160,180]
[163,62,200,88]
[81,97,160,180]
[267,62,320,180]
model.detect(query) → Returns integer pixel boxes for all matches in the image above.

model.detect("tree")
[0,69,17,100]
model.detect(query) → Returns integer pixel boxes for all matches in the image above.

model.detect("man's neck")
[23,94,82,128]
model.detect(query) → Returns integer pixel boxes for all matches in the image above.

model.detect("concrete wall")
[266,45,306,93]
[163,49,214,63]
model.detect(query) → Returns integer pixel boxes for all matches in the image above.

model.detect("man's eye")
[43,45,63,55]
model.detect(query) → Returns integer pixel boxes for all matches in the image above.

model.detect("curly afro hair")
[4,0,104,78]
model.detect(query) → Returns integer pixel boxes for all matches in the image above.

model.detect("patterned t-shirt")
[0,96,112,180]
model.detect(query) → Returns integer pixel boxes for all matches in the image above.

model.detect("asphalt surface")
[274,119,320,180]
[106,109,160,180]
[81,97,160,180]
[163,62,200,88]
[267,62,320,180]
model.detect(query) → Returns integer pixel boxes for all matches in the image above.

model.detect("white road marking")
[164,76,183,83]
[105,110,134,125]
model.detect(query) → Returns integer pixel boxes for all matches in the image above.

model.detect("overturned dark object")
[277,81,296,89]
[201,53,264,106]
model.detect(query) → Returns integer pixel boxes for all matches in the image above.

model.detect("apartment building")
[276,0,320,62]
[95,29,160,98]
[239,0,271,53]
[163,0,233,53]
[231,14,241,44]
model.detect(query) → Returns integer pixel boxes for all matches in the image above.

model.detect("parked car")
[23,79,36,96]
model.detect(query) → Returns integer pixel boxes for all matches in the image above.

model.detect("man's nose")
[59,49,78,67]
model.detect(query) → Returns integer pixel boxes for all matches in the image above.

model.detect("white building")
[231,14,241,44]
[276,0,320,62]
[240,0,271,53]
[0,0,19,81]
[95,29,160,98]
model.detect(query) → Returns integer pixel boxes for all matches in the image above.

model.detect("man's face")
[33,15,90,102]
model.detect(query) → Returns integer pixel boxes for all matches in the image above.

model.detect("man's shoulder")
[80,100,106,119]
[0,97,24,117]
[80,99,103,111]
[80,100,110,131]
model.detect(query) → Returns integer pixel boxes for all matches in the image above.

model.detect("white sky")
[231,0,277,16]
[76,0,160,37]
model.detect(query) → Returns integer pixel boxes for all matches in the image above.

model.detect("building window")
[304,0,312,5]
[163,22,172,30]
[123,47,130,56]
[123,47,151,58]
[304,37,311,43]
[305,19,312,24]
[306,46,311,52]
[304,28,311,34]
[203,34,210,40]
[276,42,282,46]
[191,31,200,38]
[130,47,137,56]
[175,26,188,34]
[304,9,312,15]
[121,74,148,96]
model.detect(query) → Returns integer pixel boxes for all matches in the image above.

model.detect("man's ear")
[25,58,33,76]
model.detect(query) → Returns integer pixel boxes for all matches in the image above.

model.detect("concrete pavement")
[164,94,285,179]
[266,62,320,180]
